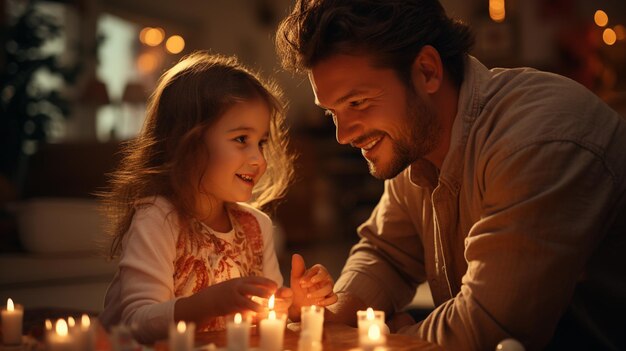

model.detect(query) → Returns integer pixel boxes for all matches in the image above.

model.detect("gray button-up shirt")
[335,56,626,350]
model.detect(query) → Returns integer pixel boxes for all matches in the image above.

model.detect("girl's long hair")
[101,52,294,259]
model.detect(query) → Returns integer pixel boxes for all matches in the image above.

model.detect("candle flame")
[45,319,52,331]
[268,310,277,320]
[368,324,381,341]
[81,314,91,330]
[7,298,14,311]
[67,316,75,327]
[366,307,375,320]
[268,294,275,310]
[56,319,68,337]
[234,313,242,324]
[177,321,187,333]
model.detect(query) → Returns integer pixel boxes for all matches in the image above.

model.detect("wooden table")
[187,322,443,351]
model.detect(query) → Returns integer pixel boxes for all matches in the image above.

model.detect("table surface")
[180,322,443,351]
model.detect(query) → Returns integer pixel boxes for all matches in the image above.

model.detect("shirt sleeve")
[403,141,619,350]
[118,202,179,343]
[255,209,284,287]
[335,175,428,313]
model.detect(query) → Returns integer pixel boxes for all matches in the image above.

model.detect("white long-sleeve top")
[99,196,283,343]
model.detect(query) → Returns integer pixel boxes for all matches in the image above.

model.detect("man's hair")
[276,0,474,87]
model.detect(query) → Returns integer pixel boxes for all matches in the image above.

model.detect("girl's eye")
[234,136,247,144]
[259,139,268,149]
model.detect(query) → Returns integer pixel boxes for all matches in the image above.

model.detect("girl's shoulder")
[133,196,178,224]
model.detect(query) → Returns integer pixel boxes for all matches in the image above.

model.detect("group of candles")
[2,296,388,351]
[166,295,386,351]
[1,298,95,350]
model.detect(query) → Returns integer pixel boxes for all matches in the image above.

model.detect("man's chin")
[366,155,412,180]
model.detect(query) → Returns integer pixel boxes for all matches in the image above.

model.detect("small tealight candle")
[47,319,76,351]
[357,308,386,344]
[259,296,286,351]
[169,321,195,351]
[77,314,96,351]
[301,305,324,342]
[1,298,23,345]
[360,324,386,351]
[227,313,250,351]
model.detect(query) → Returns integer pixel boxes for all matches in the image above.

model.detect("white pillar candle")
[360,324,386,351]
[227,313,250,351]
[259,310,286,351]
[300,305,324,343]
[1,298,23,345]
[47,319,77,351]
[169,321,195,351]
[356,308,386,344]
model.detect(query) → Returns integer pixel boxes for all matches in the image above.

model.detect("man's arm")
[328,175,429,324]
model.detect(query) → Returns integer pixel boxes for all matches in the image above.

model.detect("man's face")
[309,54,441,179]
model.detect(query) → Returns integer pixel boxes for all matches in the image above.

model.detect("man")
[275,1,626,350]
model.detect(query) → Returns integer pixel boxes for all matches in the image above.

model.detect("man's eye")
[234,136,247,143]
[349,99,366,107]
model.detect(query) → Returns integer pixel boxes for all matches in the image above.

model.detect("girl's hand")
[200,276,278,316]
[288,254,338,321]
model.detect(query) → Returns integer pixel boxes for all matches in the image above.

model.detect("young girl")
[99,52,337,343]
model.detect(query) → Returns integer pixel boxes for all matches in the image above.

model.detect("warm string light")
[489,0,505,23]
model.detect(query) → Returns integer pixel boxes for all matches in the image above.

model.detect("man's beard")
[368,87,441,179]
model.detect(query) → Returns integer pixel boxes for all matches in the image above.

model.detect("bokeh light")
[489,0,505,23]
[137,52,158,73]
[594,10,609,27]
[142,27,165,47]
[602,28,617,45]
[165,35,185,54]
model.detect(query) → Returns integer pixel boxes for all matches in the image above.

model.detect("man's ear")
[411,45,443,94]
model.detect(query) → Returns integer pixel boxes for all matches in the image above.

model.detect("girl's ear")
[410,45,443,95]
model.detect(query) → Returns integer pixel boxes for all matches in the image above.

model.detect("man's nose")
[334,112,361,145]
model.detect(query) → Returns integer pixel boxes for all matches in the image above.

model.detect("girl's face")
[201,98,270,204]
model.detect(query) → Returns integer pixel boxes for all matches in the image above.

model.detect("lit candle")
[46,319,76,351]
[360,324,386,351]
[1,298,23,345]
[227,313,250,351]
[301,305,324,343]
[169,321,195,351]
[357,308,387,344]
[44,318,53,343]
[259,295,286,351]
[76,314,96,351]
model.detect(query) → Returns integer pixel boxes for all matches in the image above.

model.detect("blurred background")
[1,0,625,313]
